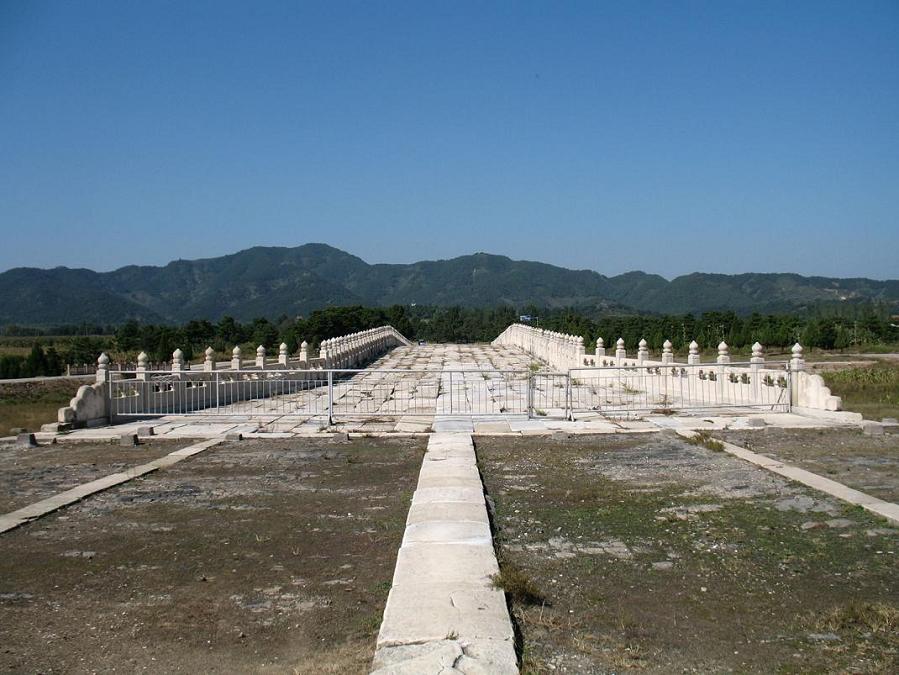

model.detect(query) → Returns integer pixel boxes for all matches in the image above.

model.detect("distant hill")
[0,243,896,325]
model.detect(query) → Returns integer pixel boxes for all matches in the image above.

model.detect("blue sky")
[1,1,897,279]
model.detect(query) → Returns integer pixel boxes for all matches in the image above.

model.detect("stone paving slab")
[402,521,492,546]
[406,501,491,527]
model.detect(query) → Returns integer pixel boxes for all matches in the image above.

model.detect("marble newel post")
[716,342,729,402]
[171,348,184,375]
[687,341,700,365]
[637,339,648,365]
[136,351,148,381]
[279,343,288,366]
[750,342,764,401]
[256,345,266,369]
[299,340,308,362]
[575,336,585,367]
[595,338,605,358]
[615,338,626,362]
[661,340,673,365]
[231,346,242,370]
[96,353,110,384]
[204,347,215,372]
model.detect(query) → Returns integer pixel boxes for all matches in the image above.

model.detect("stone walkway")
[371,433,517,674]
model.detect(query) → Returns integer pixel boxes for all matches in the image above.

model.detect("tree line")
[0,304,895,378]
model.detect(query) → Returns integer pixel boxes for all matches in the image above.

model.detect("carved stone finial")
[717,341,730,364]
[688,340,700,365]
[205,346,214,359]
[137,351,148,368]
[661,339,673,364]
[752,342,763,359]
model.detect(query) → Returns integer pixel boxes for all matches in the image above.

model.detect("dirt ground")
[476,432,899,674]
[0,436,424,674]
[0,439,184,513]
[720,428,899,504]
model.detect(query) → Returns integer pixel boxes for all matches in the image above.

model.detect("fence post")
[526,372,533,418]
[327,370,334,425]
[565,371,572,420]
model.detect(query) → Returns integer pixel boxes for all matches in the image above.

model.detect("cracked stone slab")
[378,583,514,644]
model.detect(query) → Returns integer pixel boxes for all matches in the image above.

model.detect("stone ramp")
[371,433,518,674]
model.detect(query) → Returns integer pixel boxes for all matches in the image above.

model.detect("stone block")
[16,433,38,448]
[225,432,244,441]
[406,501,490,527]
[861,421,884,436]
[136,426,155,437]
[119,433,139,447]
[392,543,499,587]
[402,521,492,546]
[745,418,766,428]
[41,423,68,433]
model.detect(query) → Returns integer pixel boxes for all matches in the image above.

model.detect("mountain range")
[0,243,896,326]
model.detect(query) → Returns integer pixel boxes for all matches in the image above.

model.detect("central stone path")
[371,433,518,674]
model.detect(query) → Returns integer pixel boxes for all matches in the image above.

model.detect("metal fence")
[568,362,791,415]
[108,363,791,421]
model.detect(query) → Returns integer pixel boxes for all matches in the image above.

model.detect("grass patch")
[814,602,899,635]
[491,563,546,605]
[823,362,899,420]
[685,429,725,452]
[0,380,79,433]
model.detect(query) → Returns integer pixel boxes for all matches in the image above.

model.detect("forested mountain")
[0,243,896,325]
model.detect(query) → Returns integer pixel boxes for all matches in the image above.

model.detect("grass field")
[0,379,85,435]
[823,361,899,421]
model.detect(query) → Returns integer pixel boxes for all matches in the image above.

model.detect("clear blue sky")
[1,1,897,279]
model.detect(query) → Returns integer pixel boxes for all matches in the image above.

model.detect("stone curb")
[675,430,899,525]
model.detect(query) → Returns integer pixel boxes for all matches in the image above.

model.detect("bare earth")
[0,436,424,674]
[0,440,184,513]
[476,432,899,674]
